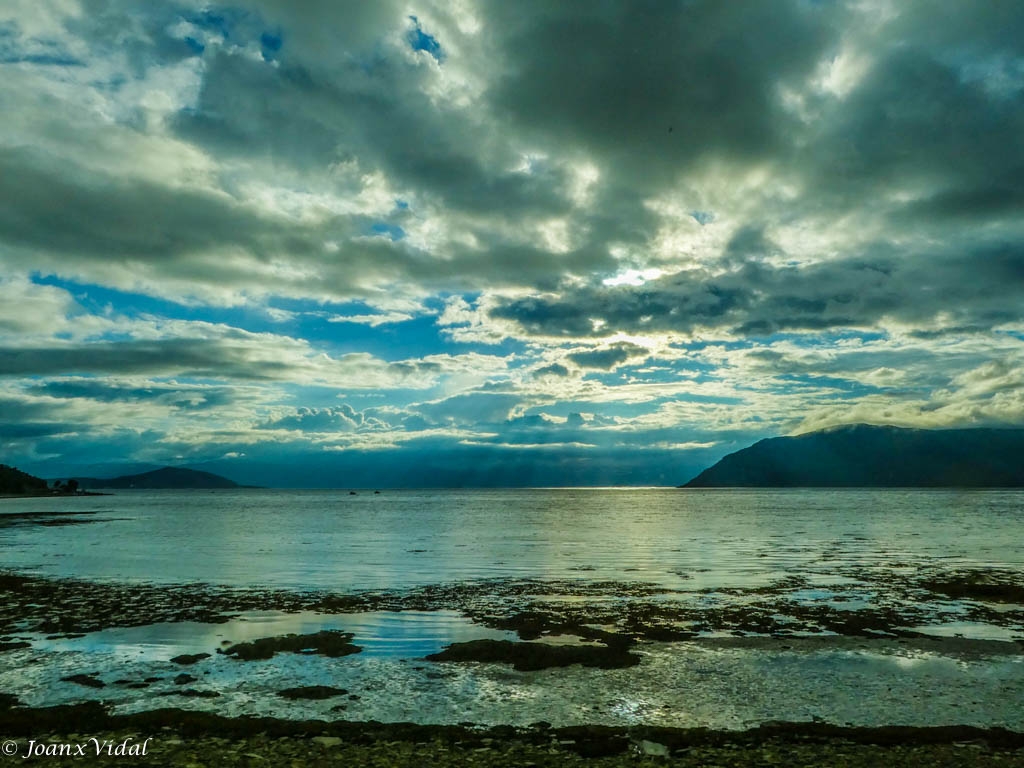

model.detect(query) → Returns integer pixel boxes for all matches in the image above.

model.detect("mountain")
[79,467,240,489]
[683,424,1024,488]
[0,464,49,495]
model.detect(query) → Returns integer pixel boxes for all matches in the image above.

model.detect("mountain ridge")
[683,424,1024,488]
[77,466,240,490]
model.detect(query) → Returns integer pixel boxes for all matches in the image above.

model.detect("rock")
[160,689,220,698]
[60,673,105,689]
[173,674,198,685]
[424,639,640,671]
[221,631,361,661]
[639,739,671,757]
[277,686,349,700]
[311,736,343,748]
[170,652,211,665]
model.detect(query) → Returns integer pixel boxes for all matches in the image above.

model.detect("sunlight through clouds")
[0,0,1022,484]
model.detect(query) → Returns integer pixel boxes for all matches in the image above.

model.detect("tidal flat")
[1,489,1023,763]
[1,567,1022,730]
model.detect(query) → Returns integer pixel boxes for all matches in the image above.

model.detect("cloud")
[0,277,81,335]
[1,0,1023,482]
[0,319,458,392]
[533,363,570,378]
[567,342,649,370]
[483,0,838,188]
[27,378,243,410]
[259,405,380,432]
[492,243,1024,338]
[412,392,522,426]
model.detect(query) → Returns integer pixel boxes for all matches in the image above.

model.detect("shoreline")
[2,701,1023,765]
[2,569,1023,762]
[0,491,110,500]
[3,568,1023,643]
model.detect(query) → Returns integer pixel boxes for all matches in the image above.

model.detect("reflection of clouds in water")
[2,490,1022,596]
[2,640,1023,729]
[906,622,1023,642]
[36,610,514,662]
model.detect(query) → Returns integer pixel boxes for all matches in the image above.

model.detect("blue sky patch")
[368,222,406,240]
[407,16,443,61]
[260,30,282,61]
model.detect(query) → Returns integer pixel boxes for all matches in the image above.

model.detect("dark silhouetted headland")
[79,467,240,490]
[0,464,49,495]
[683,424,1024,487]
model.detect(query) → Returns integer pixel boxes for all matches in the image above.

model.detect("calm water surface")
[1,488,1021,589]
[3,489,1024,728]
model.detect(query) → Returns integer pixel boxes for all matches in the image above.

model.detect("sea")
[1,488,1023,729]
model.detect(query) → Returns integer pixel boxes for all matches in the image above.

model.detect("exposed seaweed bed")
[2,703,1024,766]
[3,567,1024,642]
[1,568,1023,764]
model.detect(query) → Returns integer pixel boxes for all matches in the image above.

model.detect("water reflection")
[36,610,514,660]
[2,488,1022,590]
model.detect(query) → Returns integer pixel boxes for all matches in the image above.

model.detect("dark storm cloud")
[0,143,472,299]
[0,421,80,439]
[0,335,446,388]
[0,396,89,440]
[172,47,575,218]
[0,339,295,379]
[4,0,1023,305]
[482,0,839,187]
[492,244,1024,338]
[0,146,316,261]
[759,3,1024,247]
[805,46,1024,220]
[27,379,241,410]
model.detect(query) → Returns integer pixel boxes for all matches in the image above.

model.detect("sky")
[1,0,1023,486]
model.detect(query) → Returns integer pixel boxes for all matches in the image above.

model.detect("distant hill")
[683,425,1024,488]
[80,467,240,489]
[0,464,49,495]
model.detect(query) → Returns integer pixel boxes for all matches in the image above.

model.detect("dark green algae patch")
[220,630,362,660]
[918,569,1024,604]
[425,638,641,671]
[277,685,350,700]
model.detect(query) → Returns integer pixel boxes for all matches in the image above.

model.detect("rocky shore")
[3,566,1023,643]
[1,568,1023,763]
[2,701,1024,767]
